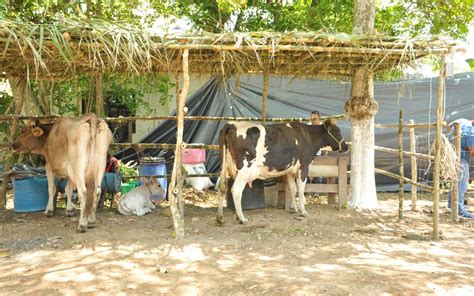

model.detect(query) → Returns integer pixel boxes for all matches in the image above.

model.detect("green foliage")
[0,90,14,143]
[467,59,474,70]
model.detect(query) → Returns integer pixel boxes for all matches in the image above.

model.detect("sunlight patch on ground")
[43,266,95,282]
[168,244,207,262]
[302,263,344,273]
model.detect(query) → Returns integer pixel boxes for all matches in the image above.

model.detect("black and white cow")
[217,119,348,223]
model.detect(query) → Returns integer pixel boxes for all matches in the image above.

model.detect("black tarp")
[115,72,474,189]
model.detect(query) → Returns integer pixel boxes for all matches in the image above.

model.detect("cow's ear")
[32,126,44,137]
[140,177,147,184]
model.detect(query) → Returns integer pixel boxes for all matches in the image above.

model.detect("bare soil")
[0,190,473,295]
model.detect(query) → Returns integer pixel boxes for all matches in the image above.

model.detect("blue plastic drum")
[139,157,167,201]
[13,176,49,212]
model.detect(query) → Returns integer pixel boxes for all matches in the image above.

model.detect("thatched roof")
[0,17,457,79]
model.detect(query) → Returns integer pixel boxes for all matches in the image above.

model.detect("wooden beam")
[261,71,269,124]
[168,49,189,239]
[374,168,433,191]
[409,119,417,211]
[398,110,404,219]
[432,54,446,241]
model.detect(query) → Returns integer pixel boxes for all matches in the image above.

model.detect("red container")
[182,148,206,164]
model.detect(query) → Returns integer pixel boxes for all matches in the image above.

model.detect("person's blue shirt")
[460,125,474,163]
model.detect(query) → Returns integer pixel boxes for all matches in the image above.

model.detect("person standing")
[448,119,474,219]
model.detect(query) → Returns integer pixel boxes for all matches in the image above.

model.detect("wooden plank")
[305,184,338,193]
[338,156,348,209]
[409,119,417,211]
[326,177,337,204]
[312,157,340,165]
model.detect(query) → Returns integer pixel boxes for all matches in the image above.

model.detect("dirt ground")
[1,189,473,295]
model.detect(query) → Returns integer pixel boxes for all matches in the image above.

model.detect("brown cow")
[12,113,112,232]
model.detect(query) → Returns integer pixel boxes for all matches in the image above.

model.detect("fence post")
[451,122,461,223]
[409,119,417,211]
[398,110,404,219]
[432,54,446,240]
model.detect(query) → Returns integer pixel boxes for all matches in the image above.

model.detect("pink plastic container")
[182,148,206,164]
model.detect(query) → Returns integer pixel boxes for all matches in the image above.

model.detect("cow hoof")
[87,222,96,229]
[237,217,248,224]
[77,225,87,233]
[300,212,309,218]
[44,210,54,217]
[216,215,225,227]
[65,210,75,217]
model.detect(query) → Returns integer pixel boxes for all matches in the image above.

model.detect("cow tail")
[84,113,99,215]
[217,125,233,225]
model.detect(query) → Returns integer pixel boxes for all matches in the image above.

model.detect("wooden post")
[1,77,26,209]
[95,73,104,116]
[432,55,446,240]
[451,122,461,223]
[261,71,269,124]
[409,119,417,211]
[338,156,348,209]
[76,79,82,115]
[168,49,189,239]
[398,110,404,219]
[127,121,133,143]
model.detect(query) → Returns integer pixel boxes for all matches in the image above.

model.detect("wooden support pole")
[409,119,417,211]
[432,54,446,240]
[451,122,461,223]
[261,71,269,124]
[168,49,189,239]
[127,121,133,143]
[374,168,433,191]
[398,110,404,219]
[95,73,104,116]
[1,77,26,209]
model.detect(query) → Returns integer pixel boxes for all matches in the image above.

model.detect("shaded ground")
[0,190,473,295]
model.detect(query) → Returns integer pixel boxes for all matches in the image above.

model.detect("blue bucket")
[54,173,121,194]
[139,157,167,201]
[13,176,49,212]
[101,172,121,193]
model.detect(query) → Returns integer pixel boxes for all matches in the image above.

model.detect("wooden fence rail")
[0,114,345,123]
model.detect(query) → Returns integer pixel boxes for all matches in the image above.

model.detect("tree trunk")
[346,0,378,209]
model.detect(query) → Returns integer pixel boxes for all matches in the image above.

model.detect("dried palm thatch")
[0,17,457,80]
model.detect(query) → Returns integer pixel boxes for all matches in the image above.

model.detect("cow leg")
[286,174,298,212]
[297,171,309,217]
[65,180,75,217]
[87,186,101,228]
[231,173,250,223]
[44,164,56,217]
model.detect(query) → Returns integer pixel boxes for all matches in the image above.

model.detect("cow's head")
[323,119,348,152]
[141,177,166,201]
[11,119,48,154]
